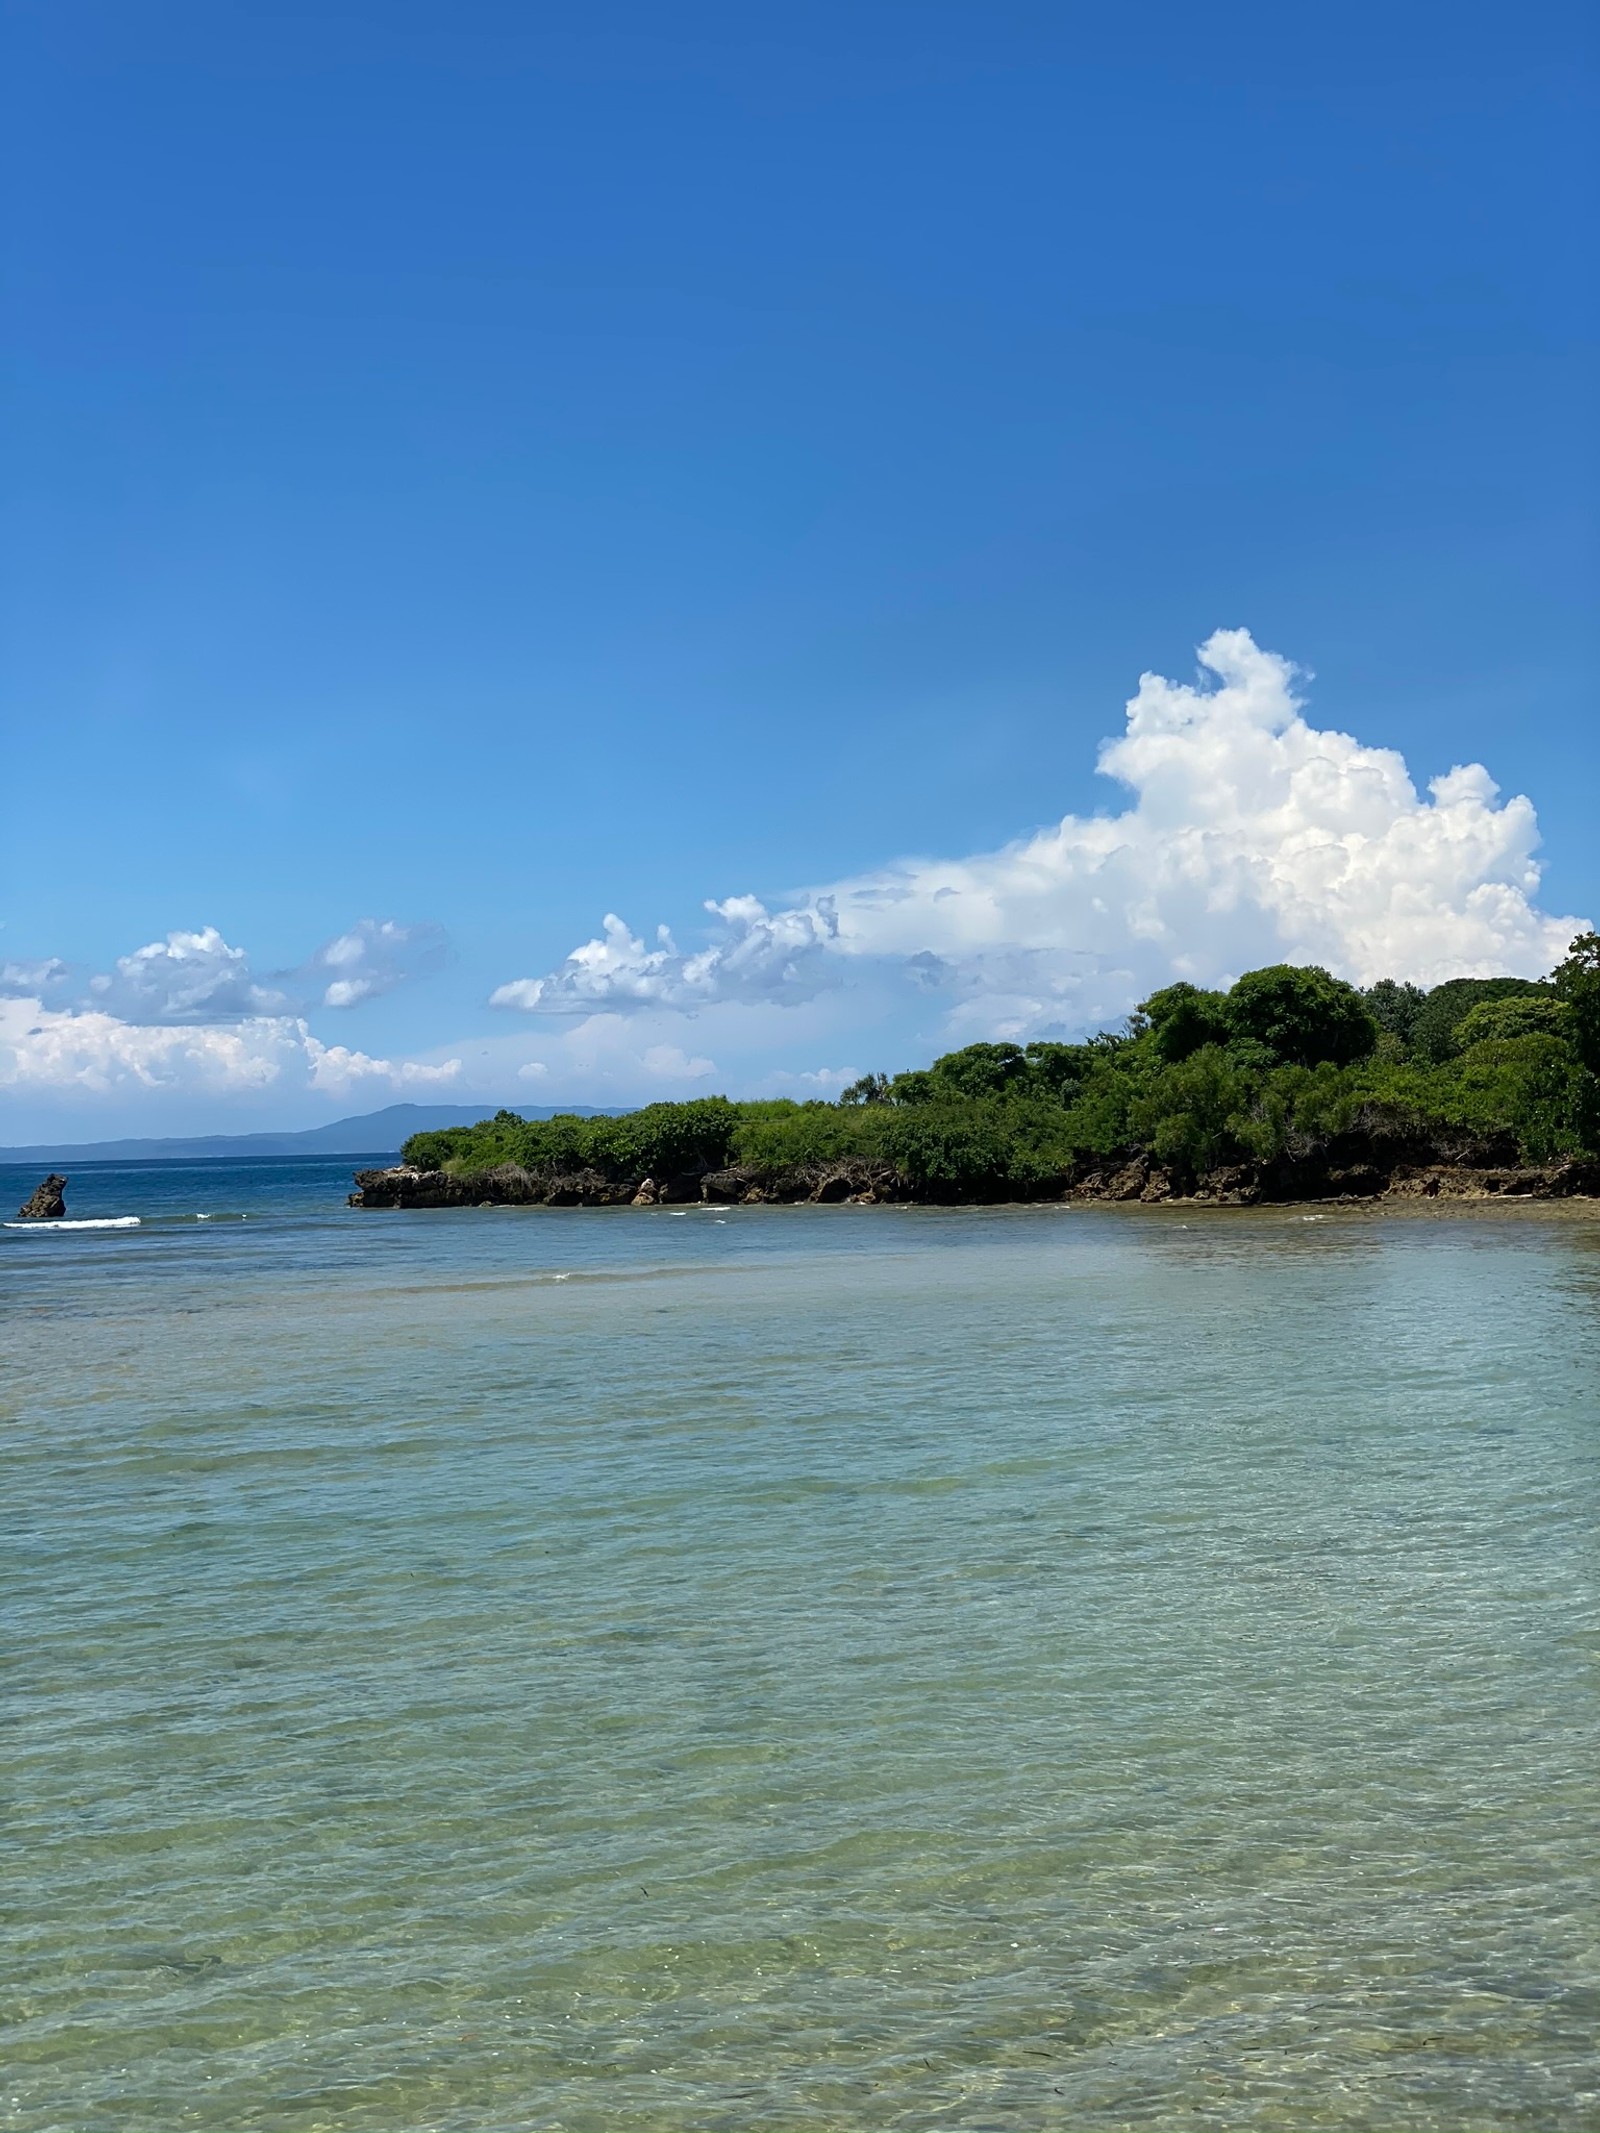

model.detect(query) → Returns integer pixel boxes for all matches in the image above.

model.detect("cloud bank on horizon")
[495,629,1585,1041]
[0,920,460,1107]
[1,630,1588,1118]
[0,995,463,1102]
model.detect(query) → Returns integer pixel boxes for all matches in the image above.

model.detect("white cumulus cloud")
[492,629,1587,1040]
[640,1043,717,1081]
[0,957,70,996]
[0,996,460,1102]
[302,1037,461,1095]
[469,1013,728,1099]
[305,919,449,1009]
[0,995,306,1095]
[490,899,839,1012]
[87,926,289,1023]
[4,918,452,1026]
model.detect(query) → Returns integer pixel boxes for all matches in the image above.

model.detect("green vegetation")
[402,937,1600,1194]
[403,1097,741,1183]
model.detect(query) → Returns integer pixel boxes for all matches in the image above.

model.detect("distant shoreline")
[0,1100,628,1166]
[0,1149,404,1169]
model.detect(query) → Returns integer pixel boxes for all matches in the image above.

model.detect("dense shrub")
[1437,1035,1599,1160]
[401,1099,738,1182]
[882,1100,1018,1189]
[1362,979,1428,1051]
[1408,976,1551,1064]
[1126,1046,1268,1172]
[733,1101,894,1168]
[1454,996,1568,1048]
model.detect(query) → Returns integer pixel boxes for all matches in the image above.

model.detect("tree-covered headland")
[364,936,1600,1207]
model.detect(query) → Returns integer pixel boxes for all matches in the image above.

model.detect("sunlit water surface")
[3,1160,1598,2130]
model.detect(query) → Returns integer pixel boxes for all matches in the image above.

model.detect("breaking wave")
[5,1216,143,1232]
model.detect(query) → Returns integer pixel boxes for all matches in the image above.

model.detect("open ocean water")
[2,1159,1597,2131]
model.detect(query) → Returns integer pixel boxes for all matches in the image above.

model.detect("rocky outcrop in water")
[16,1174,67,1220]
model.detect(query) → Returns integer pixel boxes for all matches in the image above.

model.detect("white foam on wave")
[5,1216,143,1232]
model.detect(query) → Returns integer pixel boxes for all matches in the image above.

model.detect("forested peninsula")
[352,938,1600,1210]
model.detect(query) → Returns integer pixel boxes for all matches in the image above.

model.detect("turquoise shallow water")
[3,1162,1598,2130]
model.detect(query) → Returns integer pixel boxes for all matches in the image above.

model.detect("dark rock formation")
[699,1159,904,1205]
[1068,1147,1600,1206]
[350,1140,1600,1212]
[352,1163,652,1210]
[16,1174,67,1220]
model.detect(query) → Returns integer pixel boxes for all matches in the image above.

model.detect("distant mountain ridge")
[0,1101,627,1164]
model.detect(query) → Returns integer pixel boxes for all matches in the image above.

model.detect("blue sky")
[2,0,1596,1136]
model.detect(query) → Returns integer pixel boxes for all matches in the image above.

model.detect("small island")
[352,940,1600,1211]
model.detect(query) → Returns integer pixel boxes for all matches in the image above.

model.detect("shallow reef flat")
[5,1181,1598,2130]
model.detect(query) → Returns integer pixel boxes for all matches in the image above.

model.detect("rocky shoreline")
[351,1129,1600,1211]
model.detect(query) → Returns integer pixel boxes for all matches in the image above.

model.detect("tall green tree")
[1362,978,1428,1052]
[926,1041,1030,1099]
[839,1072,891,1106]
[1224,965,1377,1068]
[1552,933,1600,1075]
[1137,982,1232,1063]
[1408,976,1550,1063]
[1022,1040,1102,1101]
